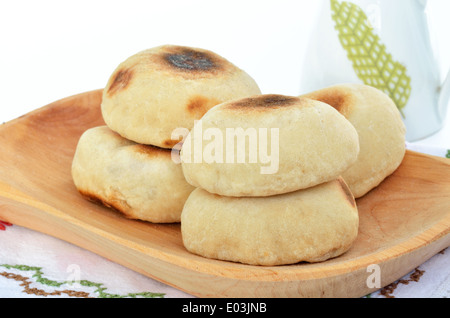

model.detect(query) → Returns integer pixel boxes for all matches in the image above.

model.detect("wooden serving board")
[0,89,449,298]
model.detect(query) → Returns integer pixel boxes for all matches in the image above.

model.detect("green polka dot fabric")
[330,0,411,116]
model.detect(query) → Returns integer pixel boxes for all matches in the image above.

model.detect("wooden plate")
[0,89,449,298]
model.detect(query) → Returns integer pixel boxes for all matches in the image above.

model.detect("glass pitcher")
[300,0,450,142]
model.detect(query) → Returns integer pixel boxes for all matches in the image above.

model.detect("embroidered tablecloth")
[0,143,449,298]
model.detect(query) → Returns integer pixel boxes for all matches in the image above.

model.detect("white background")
[0,0,449,147]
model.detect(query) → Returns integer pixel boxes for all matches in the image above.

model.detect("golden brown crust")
[78,189,132,219]
[186,95,220,117]
[107,67,135,97]
[162,139,182,148]
[132,144,173,158]
[303,87,354,117]
[337,178,356,208]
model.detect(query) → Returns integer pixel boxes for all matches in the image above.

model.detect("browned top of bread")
[302,85,356,117]
[106,45,235,98]
[101,44,262,149]
[222,94,313,112]
[158,46,227,73]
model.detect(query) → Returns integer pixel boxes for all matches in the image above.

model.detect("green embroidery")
[330,0,411,116]
[1,264,165,298]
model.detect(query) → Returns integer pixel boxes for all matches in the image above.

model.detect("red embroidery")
[0,220,12,231]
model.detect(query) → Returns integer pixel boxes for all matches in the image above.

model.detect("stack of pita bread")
[72,45,406,266]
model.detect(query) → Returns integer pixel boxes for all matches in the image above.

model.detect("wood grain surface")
[0,89,449,298]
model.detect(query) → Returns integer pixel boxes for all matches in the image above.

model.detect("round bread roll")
[301,84,406,198]
[181,178,359,266]
[71,126,195,223]
[101,45,261,149]
[180,94,360,197]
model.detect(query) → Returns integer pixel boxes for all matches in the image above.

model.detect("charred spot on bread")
[165,50,215,71]
[107,67,134,96]
[161,46,226,74]
[225,95,302,110]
